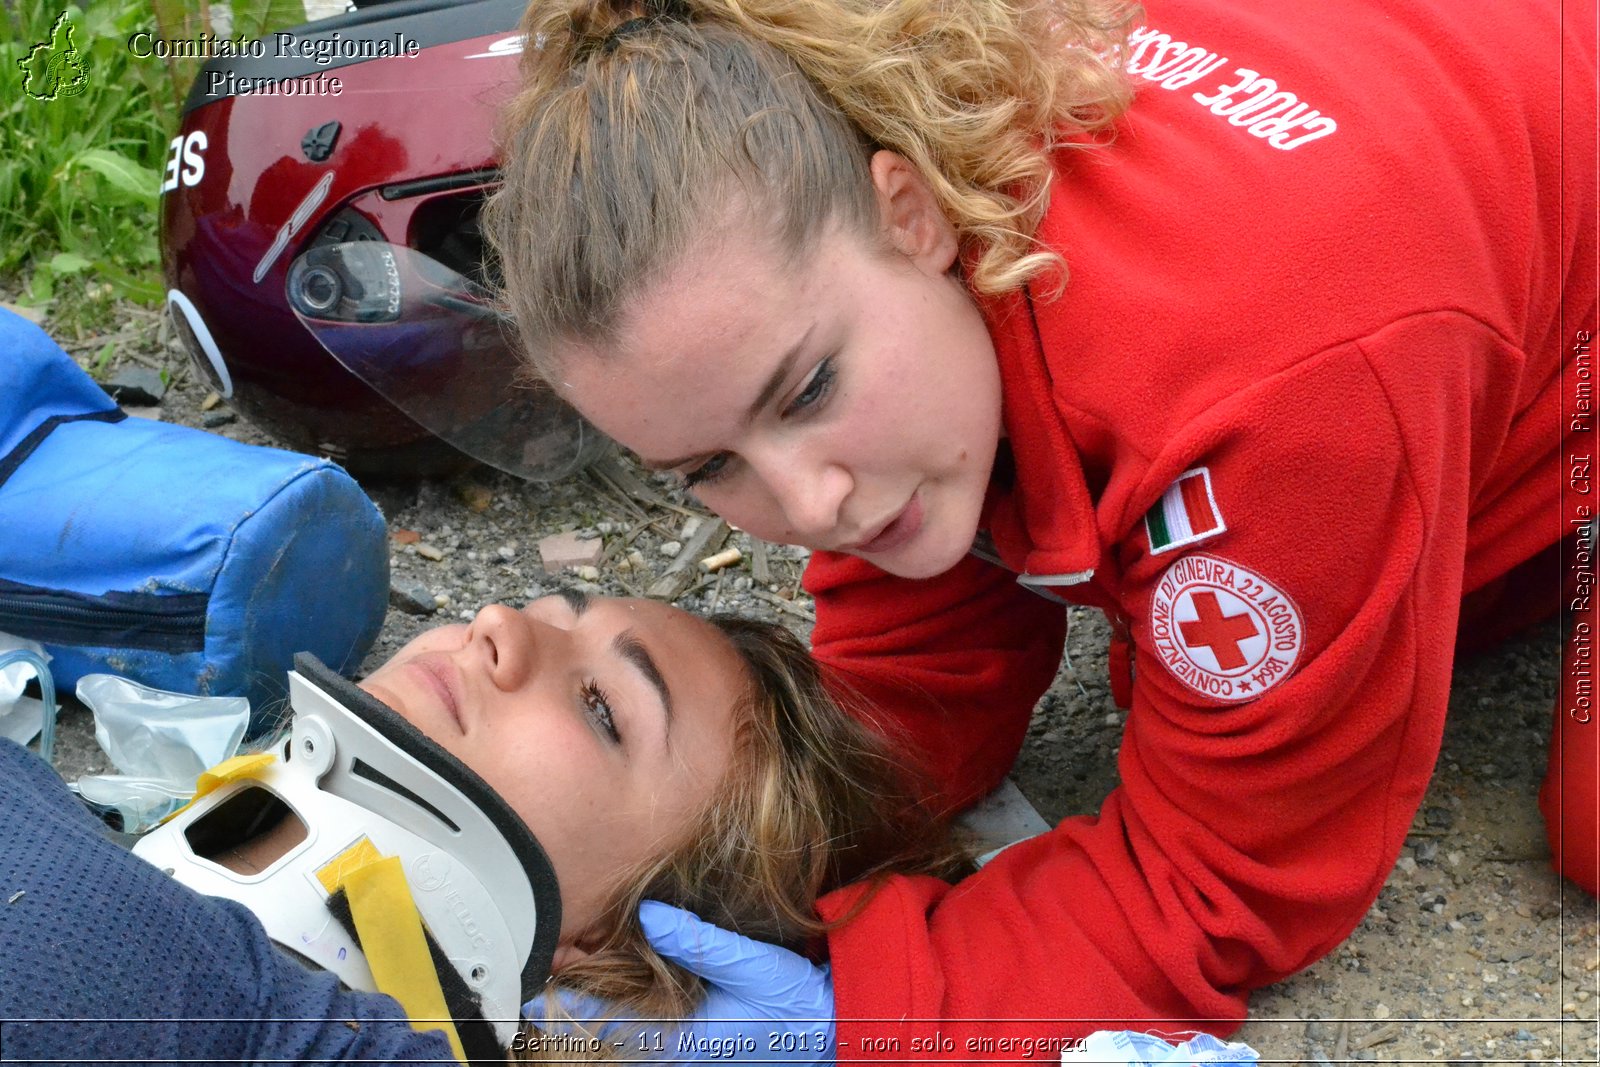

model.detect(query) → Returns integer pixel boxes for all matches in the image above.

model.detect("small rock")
[1040,730,1062,744]
[433,593,452,609]
[497,544,517,562]
[104,367,167,405]
[1373,1002,1390,1020]
[1396,856,1419,875]
[574,565,601,581]
[201,410,235,428]
[392,528,421,545]
[122,405,164,421]
[627,549,646,571]
[1423,805,1455,829]
[680,516,702,540]
[659,540,682,558]
[538,530,602,573]
[1416,839,1440,864]
[1514,1030,1535,1042]
[457,482,493,512]
[389,581,436,616]
[1102,712,1120,727]
[416,543,446,561]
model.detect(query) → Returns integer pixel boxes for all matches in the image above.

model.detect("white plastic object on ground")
[1062,1030,1259,1067]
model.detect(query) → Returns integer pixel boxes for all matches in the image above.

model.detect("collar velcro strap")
[319,841,468,1065]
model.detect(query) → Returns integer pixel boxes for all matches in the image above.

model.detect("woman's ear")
[550,912,618,972]
[868,150,960,277]
[549,941,595,972]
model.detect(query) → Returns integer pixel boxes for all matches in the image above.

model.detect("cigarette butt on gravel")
[701,547,743,572]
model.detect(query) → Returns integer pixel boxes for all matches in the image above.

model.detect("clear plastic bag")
[74,674,249,833]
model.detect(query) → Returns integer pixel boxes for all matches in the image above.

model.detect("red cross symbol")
[1179,591,1259,671]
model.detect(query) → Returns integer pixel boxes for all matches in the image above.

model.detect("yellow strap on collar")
[160,751,278,824]
[320,844,469,1065]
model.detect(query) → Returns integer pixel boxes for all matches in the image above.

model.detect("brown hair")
[485,0,1139,374]
[515,615,964,1060]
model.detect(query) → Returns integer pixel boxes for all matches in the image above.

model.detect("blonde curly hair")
[486,0,1139,371]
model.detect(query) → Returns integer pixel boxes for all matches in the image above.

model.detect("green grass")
[0,0,306,327]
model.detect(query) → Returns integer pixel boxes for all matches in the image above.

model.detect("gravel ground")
[22,303,1600,1065]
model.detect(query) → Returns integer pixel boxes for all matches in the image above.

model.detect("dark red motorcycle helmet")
[160,0,607,481]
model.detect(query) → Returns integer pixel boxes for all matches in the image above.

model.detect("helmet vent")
[351,757,462,833]
[379,168,500,202]
[302,120,342,162]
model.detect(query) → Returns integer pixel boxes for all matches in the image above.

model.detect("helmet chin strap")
[132,653,562,1052]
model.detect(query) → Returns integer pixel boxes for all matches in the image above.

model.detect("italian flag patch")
[1144,467,1226,555]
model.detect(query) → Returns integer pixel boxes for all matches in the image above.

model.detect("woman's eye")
[681,452,732,490]
[581,680,621,744]
[784,357,836,417]
[678,358,834,490]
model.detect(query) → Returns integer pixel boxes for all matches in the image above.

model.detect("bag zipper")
[0,581,207,653]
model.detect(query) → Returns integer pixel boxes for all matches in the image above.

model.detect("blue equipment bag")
[0,310,388,728]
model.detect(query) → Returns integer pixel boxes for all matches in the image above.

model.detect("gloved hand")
[638,900,835,1065]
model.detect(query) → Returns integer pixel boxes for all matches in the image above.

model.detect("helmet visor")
[287,242,608,482]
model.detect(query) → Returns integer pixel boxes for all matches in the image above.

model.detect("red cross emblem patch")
[1149,553,1304,703]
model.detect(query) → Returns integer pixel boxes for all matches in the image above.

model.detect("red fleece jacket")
[808,0,1596,1058]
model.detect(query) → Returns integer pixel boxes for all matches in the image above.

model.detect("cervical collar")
[132,653,561,1045]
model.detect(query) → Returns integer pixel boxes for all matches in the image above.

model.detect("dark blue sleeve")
[0,739,458,1065]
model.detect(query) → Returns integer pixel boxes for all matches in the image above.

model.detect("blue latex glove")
[638,900,835,1065]
[523,901,836,1064]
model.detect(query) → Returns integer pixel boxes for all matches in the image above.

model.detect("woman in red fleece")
[487,0,1596,1058]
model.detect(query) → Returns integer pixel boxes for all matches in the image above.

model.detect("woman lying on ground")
[0,591,959,1064]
